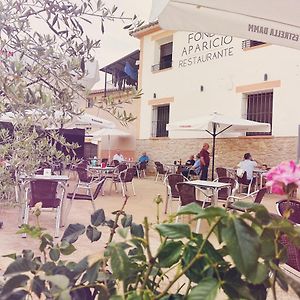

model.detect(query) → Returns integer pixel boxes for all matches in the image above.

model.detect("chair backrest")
[139,161,147,170]
[76,165,90,183]
[120,168,135,183]
[117,164,128,173]
[216,167,227,178]
[111,160,120,167]
[176,182,197,206]
[254,187,267,204]
[277,199,300,224]
[167,174,185,198]
[280,234,300,271]
[155,162,165,174]
[215,177,238,200]
[30,180,59,208]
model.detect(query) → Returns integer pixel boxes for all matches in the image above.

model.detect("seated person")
[185,155,195,167]
[112,150,125,163]
[182,154,201,178]
[237,152,259,182]
[138,152,149,164]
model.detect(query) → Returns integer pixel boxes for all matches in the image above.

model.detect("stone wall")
[136,136,298,175]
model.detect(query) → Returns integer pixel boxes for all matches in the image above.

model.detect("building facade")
[132,23,300,169]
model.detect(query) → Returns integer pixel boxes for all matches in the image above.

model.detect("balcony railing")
[151,59,173,72]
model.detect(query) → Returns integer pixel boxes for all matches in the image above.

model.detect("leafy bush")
[1,197,300,300]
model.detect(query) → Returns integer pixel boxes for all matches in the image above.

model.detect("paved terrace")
[0,175,298,299]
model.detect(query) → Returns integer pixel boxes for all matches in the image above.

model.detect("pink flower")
[266,161,300,196]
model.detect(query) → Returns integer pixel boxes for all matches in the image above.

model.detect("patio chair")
[165,174,186,214]
[111,159,120,167]
[276,200,300,225]
[110,167,136,196]
[66,176,106,217]
[214,177,239,201]
[237,171,257,196]
[136,161,147,178]
[176,182,211,233]
[226,187,267,211]
[155,161,171,182]
[216,167,227,178]
[22,180,64,238]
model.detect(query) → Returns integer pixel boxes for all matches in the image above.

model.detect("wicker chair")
[214,177,239,201]
[110,167,136,196]
[226,187,267,211]
[216,167,227,178]
[237,172,257,196]
[276,200,300,225]
[66,177,106,217]
[165,174,186,214]
[23,180,64,237]
[154,162,170,182]
[176,182,211,233]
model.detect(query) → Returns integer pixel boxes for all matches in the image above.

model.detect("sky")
[93,0,153,89]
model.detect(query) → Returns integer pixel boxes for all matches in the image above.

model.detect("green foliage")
[1,200,300,300]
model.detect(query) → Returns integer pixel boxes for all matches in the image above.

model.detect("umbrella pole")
[108,135,111,162]
[211,124,217,180]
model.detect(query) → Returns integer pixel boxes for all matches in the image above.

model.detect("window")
[242,40,266,49]
[246,91,273,136]
[152,105,170,137]
[152,41,173,72]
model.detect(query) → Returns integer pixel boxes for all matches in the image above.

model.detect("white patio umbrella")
[91,128,130,161]
[151,0,300,50]
[167,112,271,179]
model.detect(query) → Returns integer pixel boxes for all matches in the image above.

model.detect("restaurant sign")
[178,33,234,68]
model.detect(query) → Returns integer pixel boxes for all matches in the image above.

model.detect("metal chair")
[110,167,136,196]
[237,171,256,196]
[276,200,300,225]
[23,180,64,237]
[66,177,106,217]
[176,182,211,233]
[136,161,147,178]
[214,177,239,201]
[226,187,267,211]
[165,174,186,214]
[216,167,227,178]
[154,162,170,182]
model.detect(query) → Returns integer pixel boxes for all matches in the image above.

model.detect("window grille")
[152,105,170,137]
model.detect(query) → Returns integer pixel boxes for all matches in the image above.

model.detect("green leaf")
[158,241,183,268]
[91,209,105,226]
[117,227,129,239]
[121,214,133,227]
[40,274,69,290]
[188,278,219,300]
[61,223,85,243]
[194,207,227,219]
[86,225,102,242]
[4,258,34,276]
[156,223,191,239]
[49,247,60,261]
[108,244,131,280]
[86,261,100,284]
[177,203,203,215]
[247,263,269,284]
[31,276,45,298]
[2,289,28,300]
[0,275,29,297]
[130,223,144,238]
[60,243,76,256]
[221,217,260,277]
[2,253,17,260]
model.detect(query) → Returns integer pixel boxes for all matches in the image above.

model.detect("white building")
[131,22,300,168]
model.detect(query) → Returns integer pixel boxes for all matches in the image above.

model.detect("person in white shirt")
[113,150,125,163]
[237,153,258,181]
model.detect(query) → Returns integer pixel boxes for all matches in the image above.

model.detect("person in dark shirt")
[185,155,195,167]
[199,143,210,180]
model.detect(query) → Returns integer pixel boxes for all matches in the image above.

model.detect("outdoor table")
[185,180,231,206]
[18,174,69,226]
[164,163,181,174]
[89,166,116,174]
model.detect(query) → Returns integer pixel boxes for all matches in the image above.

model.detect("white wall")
[139,30,300,139]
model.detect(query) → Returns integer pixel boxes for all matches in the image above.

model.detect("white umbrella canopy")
[167,112,271,179]
[151,0,300,50]
[90,128,131,161]
[167,112,271,133]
